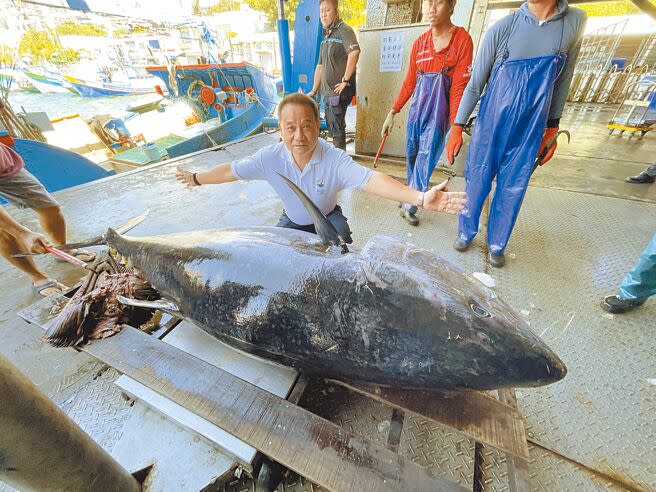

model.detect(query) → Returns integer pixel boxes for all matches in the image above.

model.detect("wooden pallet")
[19,294,530,491]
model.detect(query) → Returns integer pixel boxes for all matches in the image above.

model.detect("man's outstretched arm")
[176,163,237,187]
[0,207,50,254]
[363,172,467,214]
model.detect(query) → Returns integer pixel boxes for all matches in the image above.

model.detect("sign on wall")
[379,31,406,72]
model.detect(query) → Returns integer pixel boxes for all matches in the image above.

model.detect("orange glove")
[536,127,559,165]
[446,125,464,165]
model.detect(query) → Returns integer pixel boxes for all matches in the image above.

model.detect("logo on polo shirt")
[315,179,326,193]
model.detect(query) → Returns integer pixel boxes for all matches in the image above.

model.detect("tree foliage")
[56,22,107,37]
[114,25,149,37]
[0,46,15,66]
[245,0,297,25]
[339,0,366,29]
[203,0,242,15]
[576,0,640,17]
[19,28,60,63]
[245,0,366,29]
[18,28,78,65]
[51,48,80,65]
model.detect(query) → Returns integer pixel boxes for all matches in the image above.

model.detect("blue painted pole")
[277,0,293,94]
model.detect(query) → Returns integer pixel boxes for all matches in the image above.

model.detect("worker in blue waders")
[602,232,656,313]
[381,0,473,226]
[445,0,586,267]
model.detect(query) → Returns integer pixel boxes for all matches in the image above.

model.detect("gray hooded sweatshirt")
[455,0,587,128]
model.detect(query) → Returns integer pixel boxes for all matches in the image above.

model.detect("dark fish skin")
[106,227,566,391]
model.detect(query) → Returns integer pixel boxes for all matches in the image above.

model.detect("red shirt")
[391,26,473,125]
[0,143,24,178]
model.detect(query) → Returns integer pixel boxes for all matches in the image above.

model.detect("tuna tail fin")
[44,292,99,347]
[275,172,349,253]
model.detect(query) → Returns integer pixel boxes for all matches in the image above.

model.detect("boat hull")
[63,75,159,97]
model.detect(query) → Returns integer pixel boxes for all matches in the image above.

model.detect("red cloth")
[391,26,473,125]
[0,143,24,178]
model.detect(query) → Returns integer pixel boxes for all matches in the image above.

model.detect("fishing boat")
[23,71,73,94]
[142,62,276,158]
[0,131,114,205]
[0,70,40,93]
[96,62,276,166]
[63,74,163,97]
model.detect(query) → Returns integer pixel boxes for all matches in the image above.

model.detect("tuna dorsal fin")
[275,172,349,253]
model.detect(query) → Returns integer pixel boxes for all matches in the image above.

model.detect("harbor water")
[8,91,157,120]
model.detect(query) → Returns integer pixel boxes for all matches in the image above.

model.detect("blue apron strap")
[500,12,519,62]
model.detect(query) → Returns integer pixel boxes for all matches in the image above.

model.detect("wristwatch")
[415,191,425,209]
[341,78,350,86]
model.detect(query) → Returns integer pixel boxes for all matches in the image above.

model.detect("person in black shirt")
[308,0,360,150]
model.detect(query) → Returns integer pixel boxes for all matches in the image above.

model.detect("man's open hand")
[424,179,468,214]
[176,166,198,188]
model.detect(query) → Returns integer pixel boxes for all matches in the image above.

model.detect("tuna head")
[360,236,567,390]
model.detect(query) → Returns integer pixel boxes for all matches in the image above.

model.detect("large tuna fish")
[45,178,566,391]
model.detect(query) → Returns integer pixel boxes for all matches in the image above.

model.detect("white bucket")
[142,142,160,162]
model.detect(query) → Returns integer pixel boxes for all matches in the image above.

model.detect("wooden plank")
[385,408,405,453]
[74,326,467,492]
[332,381,530,461]
[163,321,297,398]
[498,389,531,492]
[115,375,257,467]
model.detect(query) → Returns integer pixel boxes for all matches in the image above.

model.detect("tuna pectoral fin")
[116,296,181,317]
[275,172,349,253]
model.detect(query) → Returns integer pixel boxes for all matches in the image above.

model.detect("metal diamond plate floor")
[1,103,654,491]
[334,184,655,491]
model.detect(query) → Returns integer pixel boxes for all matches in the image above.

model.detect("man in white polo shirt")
[176,93,466,242]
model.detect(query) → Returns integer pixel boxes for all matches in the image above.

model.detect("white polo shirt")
[231,138,373,225]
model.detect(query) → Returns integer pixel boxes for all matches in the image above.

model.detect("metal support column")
[0,355,140,492]
[277,0,293,94]
[468,0,491,50]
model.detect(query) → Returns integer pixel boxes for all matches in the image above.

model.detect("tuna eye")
[470,303,490,318]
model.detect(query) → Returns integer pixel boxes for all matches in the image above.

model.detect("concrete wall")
[366,0,421,28]
[365,0,475,30]
[357,0,476,156]
[355,24,428,156]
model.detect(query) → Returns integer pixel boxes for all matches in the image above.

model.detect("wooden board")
[60,325,467,492]
[498,389,531,492]
[115,375,257,467]
[332,381,530,460]
[114,321,298,468]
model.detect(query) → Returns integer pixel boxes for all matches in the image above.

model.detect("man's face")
[320,1,338,28]
[422,0,452,26]
[279,103,321,157]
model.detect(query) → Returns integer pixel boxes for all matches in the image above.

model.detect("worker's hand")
[381,111,395,139]
[446,125,464,165]
[307,90,316,98]
[22,231,50,255]
[536,127,559,165]
[334,82,349,95]
[424,179,468,214]
[176,166,200,188]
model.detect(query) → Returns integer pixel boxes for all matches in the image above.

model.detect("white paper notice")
[380,31,405,72]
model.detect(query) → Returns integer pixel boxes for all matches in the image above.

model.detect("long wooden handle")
[373,134,388,168]
[44,246,88,268]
